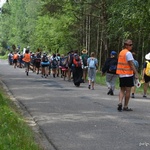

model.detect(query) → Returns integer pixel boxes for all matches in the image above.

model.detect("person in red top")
[23,49,31,76]
[116,39,138,111]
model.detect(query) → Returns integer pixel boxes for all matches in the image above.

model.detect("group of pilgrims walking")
[7,39,150,112]
[8,48,98,89]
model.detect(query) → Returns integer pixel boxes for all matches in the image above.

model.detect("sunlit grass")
[0,88,41,150]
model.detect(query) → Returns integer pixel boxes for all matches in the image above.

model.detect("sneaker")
[26,72,28,76]
[107,89,111,95]
[131,93,135,98]
[143,95,147,98]
[123,107,133,111]
[88,85,91,89]
[110,89,114,95]
[117,103,122,112]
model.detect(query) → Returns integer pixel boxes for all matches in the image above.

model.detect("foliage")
[0,89,41,150]
[0,0,150,69]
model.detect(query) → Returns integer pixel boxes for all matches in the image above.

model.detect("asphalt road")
[0,59,150,150]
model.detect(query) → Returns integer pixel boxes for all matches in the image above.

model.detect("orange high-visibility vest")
[116,49,133,75]
[13,54,18,60]
[23,53,31,62]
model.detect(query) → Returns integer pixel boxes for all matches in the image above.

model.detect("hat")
[110,51,117,55]
[145,53,150,60]
[82,49,88,54]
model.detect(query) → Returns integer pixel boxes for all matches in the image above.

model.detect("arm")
[95,58,98,70]
[80,56,83,68]
[128,60,138,79]
[142,62,146,80]
[142,68,146,80]
[102,58,109,74]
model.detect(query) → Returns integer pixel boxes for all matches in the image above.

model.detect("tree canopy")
[0,0,150,69]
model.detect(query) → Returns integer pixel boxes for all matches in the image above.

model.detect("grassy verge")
[0,87,42,150]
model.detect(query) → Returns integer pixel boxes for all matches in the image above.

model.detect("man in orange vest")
[116,39,138,111]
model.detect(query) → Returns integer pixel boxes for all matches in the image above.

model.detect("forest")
[0,0,150,69]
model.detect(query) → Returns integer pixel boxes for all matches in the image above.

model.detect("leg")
[118,87,126,104]
[131,86,136,98]
[117,87,126,111]
[124,87,132,108]
[91,81,94,90]
[143,82,149,97]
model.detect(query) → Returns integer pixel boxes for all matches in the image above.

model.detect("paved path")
[0,59,150,150]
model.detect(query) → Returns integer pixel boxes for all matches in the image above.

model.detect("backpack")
[145,61,150,76]
[82,54,89,66]
[108,59,117,73]
[133,60,139,70]
[60,57,67,67]
[68,53,74,67]
[89,58,96,69]
[73,54,81,67]
[35,54,41,63]
[52,58,58,68]
[42,55,48,62]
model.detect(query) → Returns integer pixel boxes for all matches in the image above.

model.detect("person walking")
[87,52,98,90]
[67,51,74,81]
[102,51,118,95]
[13,52,19,68]
[142,52,150,98]
[72,51,83,87]
[51,54,58,78]
[41,53,49,78]
[116,39,138,111]
[8,51,13,65]
[131,52,139,98]
[34,52,41,74]
[81,49,89,83]
[22,49,31,76]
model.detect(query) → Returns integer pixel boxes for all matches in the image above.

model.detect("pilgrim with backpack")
[81,49,89,82]
[51,54,58,78]
[87,52,98,90]
[41,53,49,78]
[102,51,118,95]
[72,52,83,87]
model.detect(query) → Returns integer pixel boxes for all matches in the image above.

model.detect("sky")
[0,0,6,8]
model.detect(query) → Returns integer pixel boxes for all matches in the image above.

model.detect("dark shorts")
[144,74,150,83]
[119,76,134,87]
[35,62,41,68]
[13,59,17,63]
[24,62,30,68]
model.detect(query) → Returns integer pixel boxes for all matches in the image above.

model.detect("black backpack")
[68,53,74,68]
[42,55,48,62]
[108,58,117,73]
[52,58,58,68]
[60,57,67,67]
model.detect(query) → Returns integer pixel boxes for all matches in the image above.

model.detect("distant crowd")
[8,48,98,89]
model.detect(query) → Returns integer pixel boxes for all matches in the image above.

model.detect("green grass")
[0,87,42,150]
